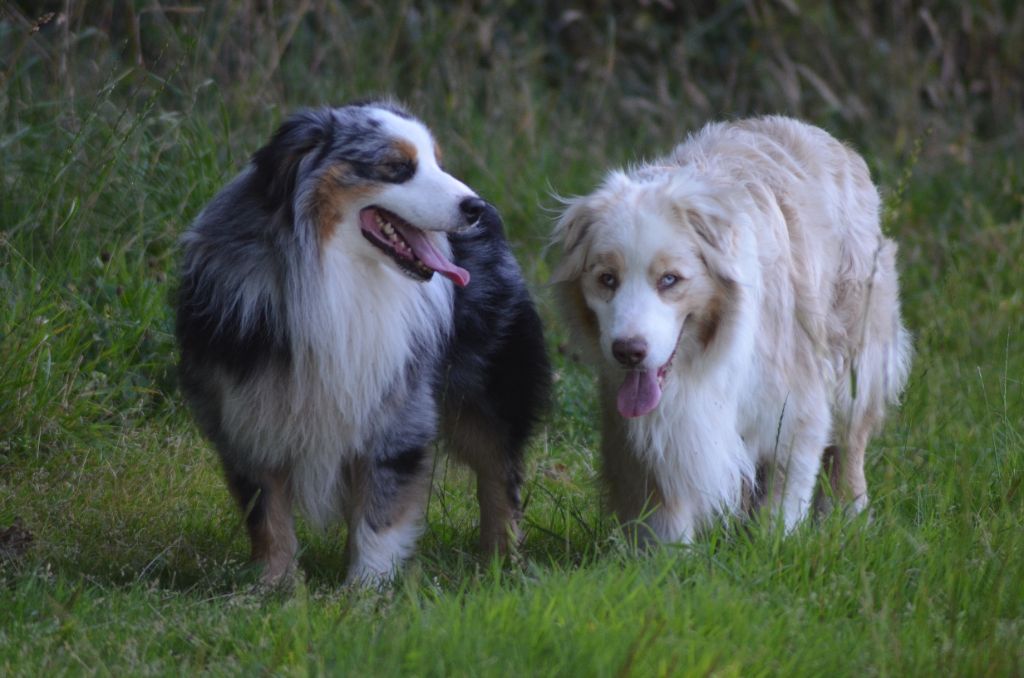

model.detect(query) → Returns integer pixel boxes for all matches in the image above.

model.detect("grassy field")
[1,3,1022,675]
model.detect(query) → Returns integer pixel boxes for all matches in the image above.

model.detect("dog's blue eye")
[658,273,680,290]
[598,273,618,289]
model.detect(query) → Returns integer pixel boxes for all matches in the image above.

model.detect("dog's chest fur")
[217,243,454,523]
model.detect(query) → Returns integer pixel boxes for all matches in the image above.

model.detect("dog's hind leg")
[813,445,842,516]
[225,467,298,586]
[827,414,875,516]
[443,405,525,554]
[820,365,887,516]
[440,301,550,556]
[342,447,432,586]
[442,204,551,555]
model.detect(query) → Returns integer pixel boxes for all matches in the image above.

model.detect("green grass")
[2,3,1023,675]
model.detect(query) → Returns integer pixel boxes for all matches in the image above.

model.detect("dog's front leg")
[765,442,825,532]
[599,416,701,546]
[225,467,298,587]
[441,404,526,555]
[342,447,432,586]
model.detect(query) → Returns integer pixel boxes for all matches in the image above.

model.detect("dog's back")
[677,116,912,422]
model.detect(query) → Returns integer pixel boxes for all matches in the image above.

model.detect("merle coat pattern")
[176,102,550,585]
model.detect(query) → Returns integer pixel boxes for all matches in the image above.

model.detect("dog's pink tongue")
[617,370,662,418]
[393,223,470,287]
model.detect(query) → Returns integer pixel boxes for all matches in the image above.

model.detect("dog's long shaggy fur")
[176,102,550,585]
[552,116,911,543]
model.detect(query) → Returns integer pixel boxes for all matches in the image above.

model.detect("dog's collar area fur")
[359,206,470,286]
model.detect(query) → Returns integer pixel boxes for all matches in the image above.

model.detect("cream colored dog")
[552,116,911,543]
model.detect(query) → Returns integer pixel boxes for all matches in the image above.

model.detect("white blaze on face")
[580,190,699,418]
[371,110,478,233]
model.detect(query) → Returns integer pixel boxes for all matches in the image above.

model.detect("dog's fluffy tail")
[833,236,913,445]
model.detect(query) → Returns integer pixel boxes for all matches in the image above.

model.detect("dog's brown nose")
[612,337,648,367]
[460,197,487,225]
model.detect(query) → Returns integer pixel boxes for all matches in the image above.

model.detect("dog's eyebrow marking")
[393,139,419,164]
[591,250,624,270]
[650,253,688,276]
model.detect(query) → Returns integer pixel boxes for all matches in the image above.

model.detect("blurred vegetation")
[2,0,1023,454]
[8,1,1024,134]
[5,2,1023,222]
[4,1,1023,148]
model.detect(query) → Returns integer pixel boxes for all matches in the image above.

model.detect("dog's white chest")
[305,248,454,433]
[219,250,454,458]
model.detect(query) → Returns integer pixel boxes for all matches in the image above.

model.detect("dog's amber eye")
[598,272,618,290]
[657,273,680,290]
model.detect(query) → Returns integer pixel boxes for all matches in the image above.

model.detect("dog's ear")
[552,170,635,283]
[681,204,746,287]
[685,207,730,252]
[550,197,596,284]
[251,109,333,213]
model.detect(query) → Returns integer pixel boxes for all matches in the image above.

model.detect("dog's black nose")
[460,197,487,225]
[612,337,648,367]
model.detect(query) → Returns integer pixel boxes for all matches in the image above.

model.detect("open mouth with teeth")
[615,337,681,419]
[359,207,470,287]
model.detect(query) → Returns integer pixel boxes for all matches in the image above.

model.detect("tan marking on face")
[590,250,625,272]
[697,291,724,348]
[394,138,419,164]
[585,250,625,301]
[649,252,690,288]
[433,141,443,166]
[312,163,381,242]
[696,279,737,349]
[649,248,706,316]
[378,463,431,532]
